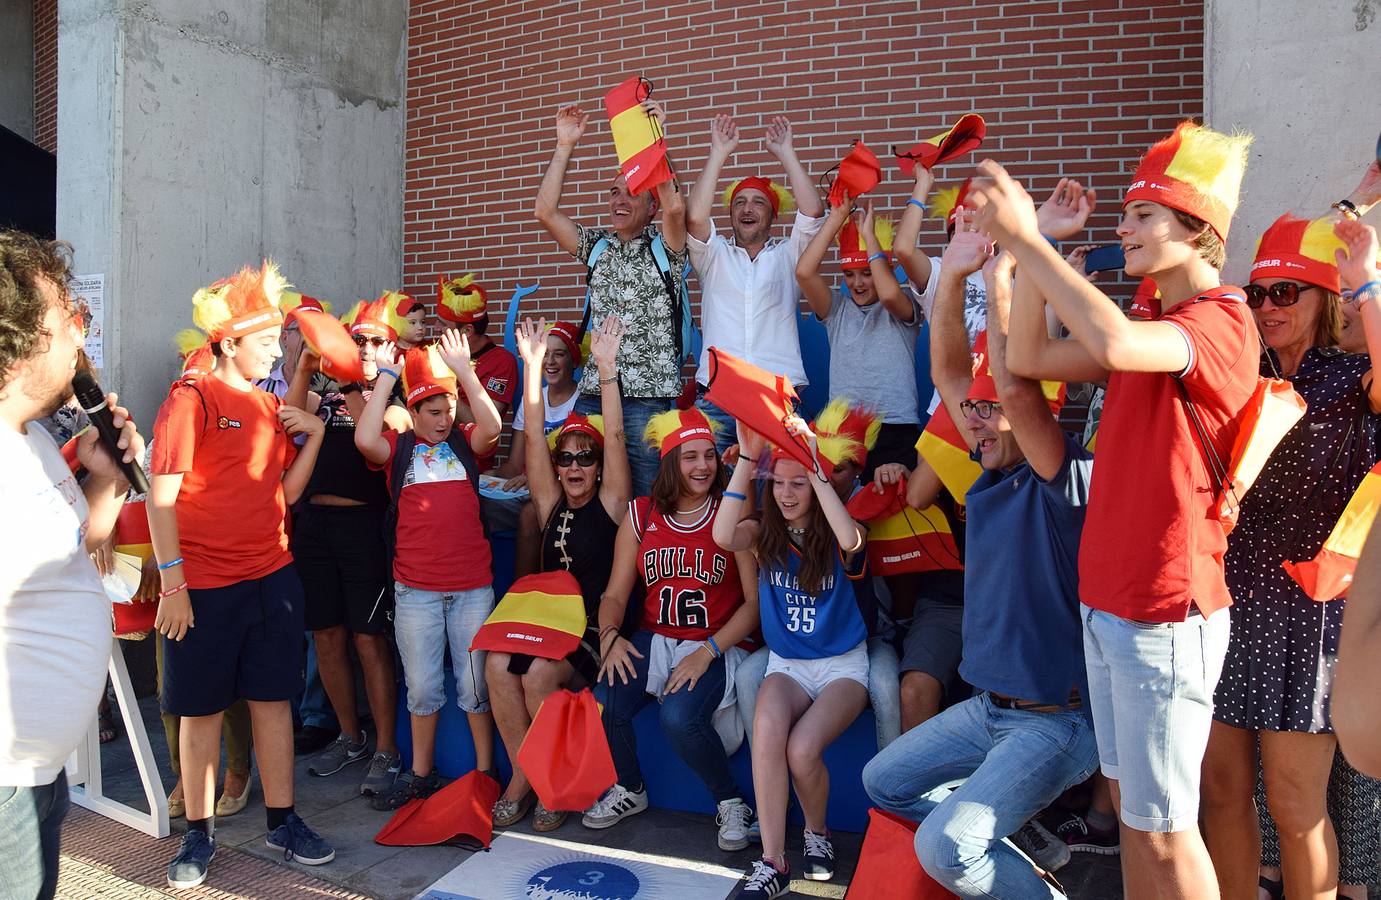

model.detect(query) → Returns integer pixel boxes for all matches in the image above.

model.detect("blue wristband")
[158,557,183,571]
[377,367,399,380]
[1355,280,1381,301]
[907,198,927,212]
[867,252,887,264]
[723,490,747,501]
[707,636,722,658]
[1041,234,1059,249]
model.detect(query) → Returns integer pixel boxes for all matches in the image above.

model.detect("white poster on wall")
[71,274,105,368]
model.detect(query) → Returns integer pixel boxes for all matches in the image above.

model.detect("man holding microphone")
[0,230,144,900]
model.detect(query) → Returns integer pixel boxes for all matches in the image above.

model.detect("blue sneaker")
[166,829,215,888]
[265,812,335,865]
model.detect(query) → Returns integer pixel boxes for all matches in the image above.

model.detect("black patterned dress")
[1214,348,1378,733]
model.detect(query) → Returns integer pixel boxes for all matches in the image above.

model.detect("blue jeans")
[863,694,1098,899]
[393,583,494,714]
[298,631,337,730]
[574,395,673,498]
[0,770,69,900]
[598,629,738,803]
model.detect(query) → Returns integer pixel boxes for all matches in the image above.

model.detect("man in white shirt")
[0,230,143,900]
[686,114,824,450]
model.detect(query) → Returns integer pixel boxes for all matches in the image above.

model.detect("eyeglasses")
[353,335,387,347]
[1245,282,1317,309]
[959,399,1002,420]
[554,450,599,468]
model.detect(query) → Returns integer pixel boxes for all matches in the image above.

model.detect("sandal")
[532,801,567,833]
[492,793,534,827]
[98,708,118,744]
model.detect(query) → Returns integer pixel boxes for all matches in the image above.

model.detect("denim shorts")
[393,582,494,715]
[1081,603,1230,833]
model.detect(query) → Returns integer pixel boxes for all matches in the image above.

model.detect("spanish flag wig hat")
[812,398,881,469]
[437,274,488,325]
[173,329,213,384]
[723,177,795,219]
[1250,214,1347,294]
[1123,121,1253,241]
[838,216,895,270]
[930,178,975,233]
[279,291,330,317]
[192,261,288,342]
[341,294,408,342]
[644,407,721,457]
[401,344,457,407]
[548,412,605,451]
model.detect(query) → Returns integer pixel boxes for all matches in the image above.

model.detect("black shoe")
[371,769,441,811]
[166,829,215,889]
[294,724,337,757]
[803,828,835,881]
[740,858,790,897]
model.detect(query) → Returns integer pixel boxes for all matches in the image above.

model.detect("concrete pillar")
[1205,0,1381,283]
[56,0,407,423]
[0,0,36,141]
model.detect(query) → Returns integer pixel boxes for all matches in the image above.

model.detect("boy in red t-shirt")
[354,330,502,810]
[148,263,330,890]
[436,274,518,472]
[968,123,1257,896]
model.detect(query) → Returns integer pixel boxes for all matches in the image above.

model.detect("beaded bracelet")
[157,557,183,571]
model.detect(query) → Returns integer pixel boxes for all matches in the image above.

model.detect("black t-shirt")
[304,390,389,506]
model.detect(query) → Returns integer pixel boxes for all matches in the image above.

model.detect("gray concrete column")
[0,0,36,141]
[56,0,407,422]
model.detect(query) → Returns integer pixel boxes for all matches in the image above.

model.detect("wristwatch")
[1333,199,1361,221]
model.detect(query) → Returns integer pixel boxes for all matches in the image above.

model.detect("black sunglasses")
[554,450,599,468]
[353,335,387,347]
[959,399,1002,420]
[1245,282,1317,309]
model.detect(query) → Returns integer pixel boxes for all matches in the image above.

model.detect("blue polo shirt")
[959,434,1093,708]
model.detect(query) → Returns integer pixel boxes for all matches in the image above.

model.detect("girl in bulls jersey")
[586,408,760,852]
[714,418,869,897]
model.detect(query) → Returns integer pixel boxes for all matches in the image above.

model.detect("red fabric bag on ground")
[373,770,500,848]
[845,809,959,899]
[518,688,616,812]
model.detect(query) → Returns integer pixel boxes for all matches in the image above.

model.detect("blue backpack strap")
[648,234,701,365]
[579,236,613,339]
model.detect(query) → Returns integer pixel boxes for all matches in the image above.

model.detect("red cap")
[730,177,780,217]
[401,345,457,406]
[437,275,488,325]
[342,296,404,341]
[555,412,604,450]
[965,331,1064,413]
[1122,121,1252,242]
[546,322,582,366]
[1249,214,1345,294]
[838,217,895,270]
[1127,278,1162,320]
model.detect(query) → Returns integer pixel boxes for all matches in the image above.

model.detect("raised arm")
[591,316,633,517]
[534,104,588,255]
[969,160,1192,374]
[516,317,562,520]
[765,117,822,219]
[714,423,766,552]
[284,349,322,414]
[930,216,990,442]
[797,198,852,319]
[894,166,936,289]
[640,100,686,253]
[1334,219,1381,412]
[438,329,501,456]
[983,250,1069,480]
[786,416,865,557]
[1008,246,1110,383]
[861,203,912,321]
[354,341,401,465]
[687,114,738,243]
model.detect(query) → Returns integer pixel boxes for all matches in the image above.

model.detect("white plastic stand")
[67,637,169,838]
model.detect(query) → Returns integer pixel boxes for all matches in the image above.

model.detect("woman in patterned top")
[486,316,631,833]
[1200,164,1381,900]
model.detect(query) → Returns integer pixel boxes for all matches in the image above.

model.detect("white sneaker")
[581,783,648,829]
[716,798,754,851]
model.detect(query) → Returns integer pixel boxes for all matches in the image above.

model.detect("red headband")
[730,177,779,217]
[660,409,716,457]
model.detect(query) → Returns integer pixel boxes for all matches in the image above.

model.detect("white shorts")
[765,641,869,701]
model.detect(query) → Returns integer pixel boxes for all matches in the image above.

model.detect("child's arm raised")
[439,329,502,456]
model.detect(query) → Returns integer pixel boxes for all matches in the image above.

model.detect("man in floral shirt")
[535,100,689,495]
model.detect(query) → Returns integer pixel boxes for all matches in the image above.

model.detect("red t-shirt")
[631,496,743,641]
[1079,288,1258,622]
[376,427,491,592]
[470,343,518,471]
[151,376,296,589]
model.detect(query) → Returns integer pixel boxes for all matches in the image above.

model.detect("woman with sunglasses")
[485,315,631,832]
[1200,162,1381,900]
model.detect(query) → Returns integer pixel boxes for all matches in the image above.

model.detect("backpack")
[579,232,702,368]
[383,428,487,570]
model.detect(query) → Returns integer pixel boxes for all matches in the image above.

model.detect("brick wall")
[405,0,1203,331]
[33,0,57,153]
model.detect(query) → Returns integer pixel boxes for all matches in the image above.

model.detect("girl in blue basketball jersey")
[714,417,871,897]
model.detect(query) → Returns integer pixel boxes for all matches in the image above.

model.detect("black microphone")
[71,370,149,494]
